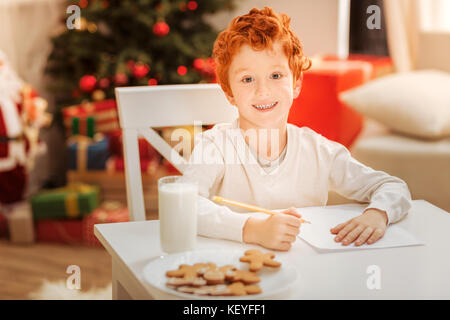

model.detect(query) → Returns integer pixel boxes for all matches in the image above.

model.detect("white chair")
[114,84,238,221]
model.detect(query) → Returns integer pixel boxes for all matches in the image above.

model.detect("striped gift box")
[62,100,119,136]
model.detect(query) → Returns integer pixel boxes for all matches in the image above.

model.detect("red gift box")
[82,202,129,246]
[0,208,8,238]
[322,54,393,79]
[35,220,83,244]
[62,100,119,136]
[106,156,159,175]
[108,130,160,160]
[288,58,370,148]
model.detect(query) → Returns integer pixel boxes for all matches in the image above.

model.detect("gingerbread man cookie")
[225,268,260,284]
[166,263,215,287]
[178,282,262,296]
[239,249,281,272]
[199,264,236,285]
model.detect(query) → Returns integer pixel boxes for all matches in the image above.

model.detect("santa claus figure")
[0,51,51,204]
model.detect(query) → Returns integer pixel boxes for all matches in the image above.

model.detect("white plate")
[142,249,298,300]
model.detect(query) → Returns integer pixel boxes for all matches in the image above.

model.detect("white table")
[94,200,450,299]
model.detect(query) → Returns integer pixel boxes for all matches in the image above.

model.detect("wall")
[205,0,341,57]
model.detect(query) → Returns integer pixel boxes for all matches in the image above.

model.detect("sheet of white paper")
[293,204,424,251]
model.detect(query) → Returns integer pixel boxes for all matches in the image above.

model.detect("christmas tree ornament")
[87,22,98,33]
[132,63,150,79]
[79,75,97,92]
[187,1,198,10]
[114,73,128,86]
[193,58,205,70]
[92,89,106,101]
[100,0,109,8]
[153,21,170,37]
[148,78,158,86]
[177,65,187,76]
[98,77,110,89]
[79,0,89,9]
[125,60,135,72]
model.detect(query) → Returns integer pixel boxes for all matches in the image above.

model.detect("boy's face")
[225,40,302,130]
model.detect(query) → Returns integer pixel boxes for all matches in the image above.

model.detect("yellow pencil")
[212,196,311,224]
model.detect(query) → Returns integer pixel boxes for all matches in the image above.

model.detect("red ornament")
[114,73,128,86]
[193,58,205,70]
[79,75,97,92]
[133,63,150,79]
[187,1,198,10]
[126,60,135,72]
[98,77,110,89]
[177,66,187,76]
[148,78,158,86]
[79,0,89,9]
[153,21,170,37]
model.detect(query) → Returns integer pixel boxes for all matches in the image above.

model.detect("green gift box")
[31,183,100,220]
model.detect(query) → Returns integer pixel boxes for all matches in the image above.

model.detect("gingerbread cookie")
[225,268,260,284]
[178,282,262,296]
[165,263,215,287]
[201,265,236,285]
[239,249,281,272]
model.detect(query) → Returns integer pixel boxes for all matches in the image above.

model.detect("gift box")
[288,57,370,148]
[106,156,159,174]
[82,201,129,246]
[35,219,83,244]
[7,201,34,244]
[322,54,394,79]
[0,207,8,238]
[108,130,161,160]
[62,100,119,136]
[31,183,100,220]
[68,134,109,171]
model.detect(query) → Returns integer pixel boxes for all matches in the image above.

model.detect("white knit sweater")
[183,119,412,243]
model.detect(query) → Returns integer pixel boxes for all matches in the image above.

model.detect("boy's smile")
[225,40,302,132]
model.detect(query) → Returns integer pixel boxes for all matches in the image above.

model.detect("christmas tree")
[45,0,235,108]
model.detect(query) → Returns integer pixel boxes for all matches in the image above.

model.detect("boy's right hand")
[243,207,302,251]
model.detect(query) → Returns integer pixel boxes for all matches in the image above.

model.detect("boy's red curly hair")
[213,6,311,97]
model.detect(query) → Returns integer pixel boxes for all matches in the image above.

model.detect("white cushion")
[339,70,450,139]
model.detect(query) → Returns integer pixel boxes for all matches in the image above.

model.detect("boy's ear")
[293,74,303,99]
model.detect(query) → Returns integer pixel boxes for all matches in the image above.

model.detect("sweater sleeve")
[327,139,412,224]
[183,133,250,242]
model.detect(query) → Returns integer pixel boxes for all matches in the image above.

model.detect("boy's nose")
[255,80,270,98]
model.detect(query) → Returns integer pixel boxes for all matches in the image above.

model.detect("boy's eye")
[271,73,282,79]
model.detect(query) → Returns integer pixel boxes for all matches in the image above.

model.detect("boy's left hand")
[330,209,388,246]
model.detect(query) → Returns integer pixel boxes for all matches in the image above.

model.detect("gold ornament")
[92,89,106,101]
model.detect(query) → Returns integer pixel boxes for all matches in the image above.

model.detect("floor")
[0,211,158,300]
[0,239,112,300]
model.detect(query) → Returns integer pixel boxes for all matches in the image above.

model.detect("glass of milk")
[158,175,198,254]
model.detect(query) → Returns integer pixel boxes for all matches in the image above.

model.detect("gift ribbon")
[67,134,104,172]
[65,192,80,218]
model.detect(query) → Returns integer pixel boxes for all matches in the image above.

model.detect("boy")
[183,7,411,251]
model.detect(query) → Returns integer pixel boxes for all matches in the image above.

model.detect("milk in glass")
[158,176,198,253]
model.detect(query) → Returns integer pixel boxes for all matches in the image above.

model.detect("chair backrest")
[115,83,238,221]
